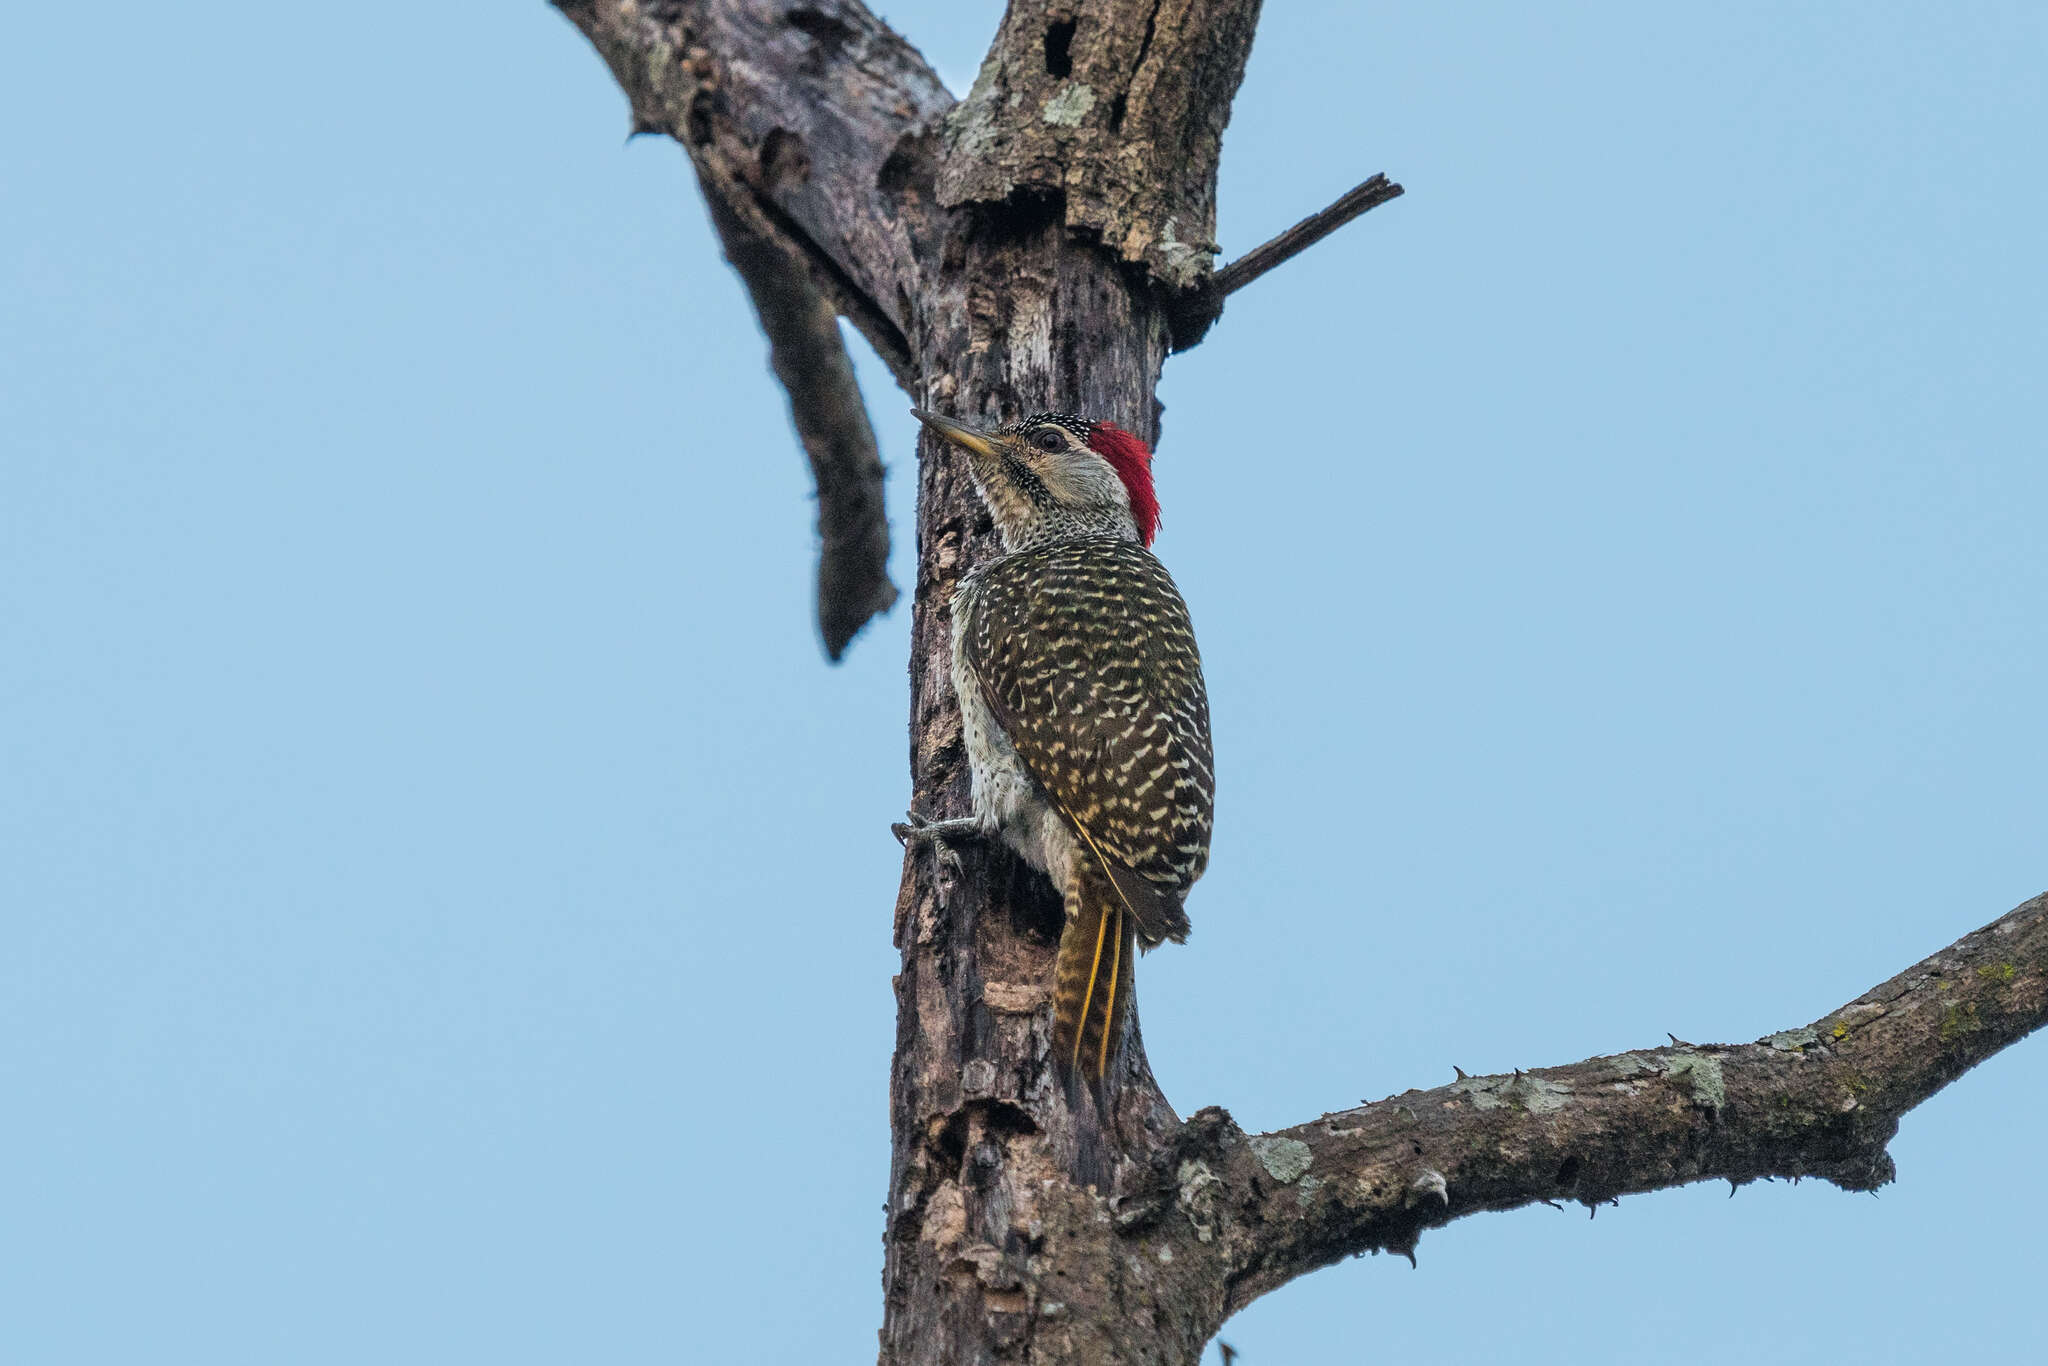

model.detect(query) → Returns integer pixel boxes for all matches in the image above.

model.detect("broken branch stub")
[937,0,1264,293]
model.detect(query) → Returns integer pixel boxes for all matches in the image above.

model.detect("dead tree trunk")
[553,4,2048,1363]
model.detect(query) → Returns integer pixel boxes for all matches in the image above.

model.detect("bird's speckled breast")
[950,568,1081,887]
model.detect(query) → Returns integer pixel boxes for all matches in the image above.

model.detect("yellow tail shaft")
[1051,863,1138,1083]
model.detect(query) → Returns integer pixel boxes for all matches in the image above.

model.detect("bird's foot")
[891,811,981,846]
[891,812,979,907]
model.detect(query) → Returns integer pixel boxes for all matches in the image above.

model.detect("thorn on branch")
[1167,173,1404,351]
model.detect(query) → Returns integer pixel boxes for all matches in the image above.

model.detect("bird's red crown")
[1083,422,1159,546]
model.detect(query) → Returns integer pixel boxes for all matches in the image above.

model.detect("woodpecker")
[897,408,1214,1085]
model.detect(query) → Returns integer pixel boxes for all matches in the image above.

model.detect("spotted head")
[913,408,1159,552]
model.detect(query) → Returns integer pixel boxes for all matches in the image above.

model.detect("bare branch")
[1172,890,2048,1314]
[1169,173,1404,350]
[555,0,952,384]
[1210,173,1405,302]
[700,179,895,658]
[556,0,941,654]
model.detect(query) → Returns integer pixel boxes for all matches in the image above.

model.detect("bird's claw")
[892,811,969,907]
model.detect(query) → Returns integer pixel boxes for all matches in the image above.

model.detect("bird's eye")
[1032,429,1065,453]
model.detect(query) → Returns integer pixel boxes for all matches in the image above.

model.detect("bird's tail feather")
[1051,861,1138,1085]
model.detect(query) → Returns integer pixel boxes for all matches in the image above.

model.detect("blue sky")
[4,3,2043,1363]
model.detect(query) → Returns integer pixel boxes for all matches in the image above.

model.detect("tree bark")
[552,4,2048,1364]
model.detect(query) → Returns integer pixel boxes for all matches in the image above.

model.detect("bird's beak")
[911,408,997,458]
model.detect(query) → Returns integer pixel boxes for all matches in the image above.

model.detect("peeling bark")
[552,4,2045,1364]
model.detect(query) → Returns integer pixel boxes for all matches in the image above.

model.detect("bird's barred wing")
[962,539,1214,942]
